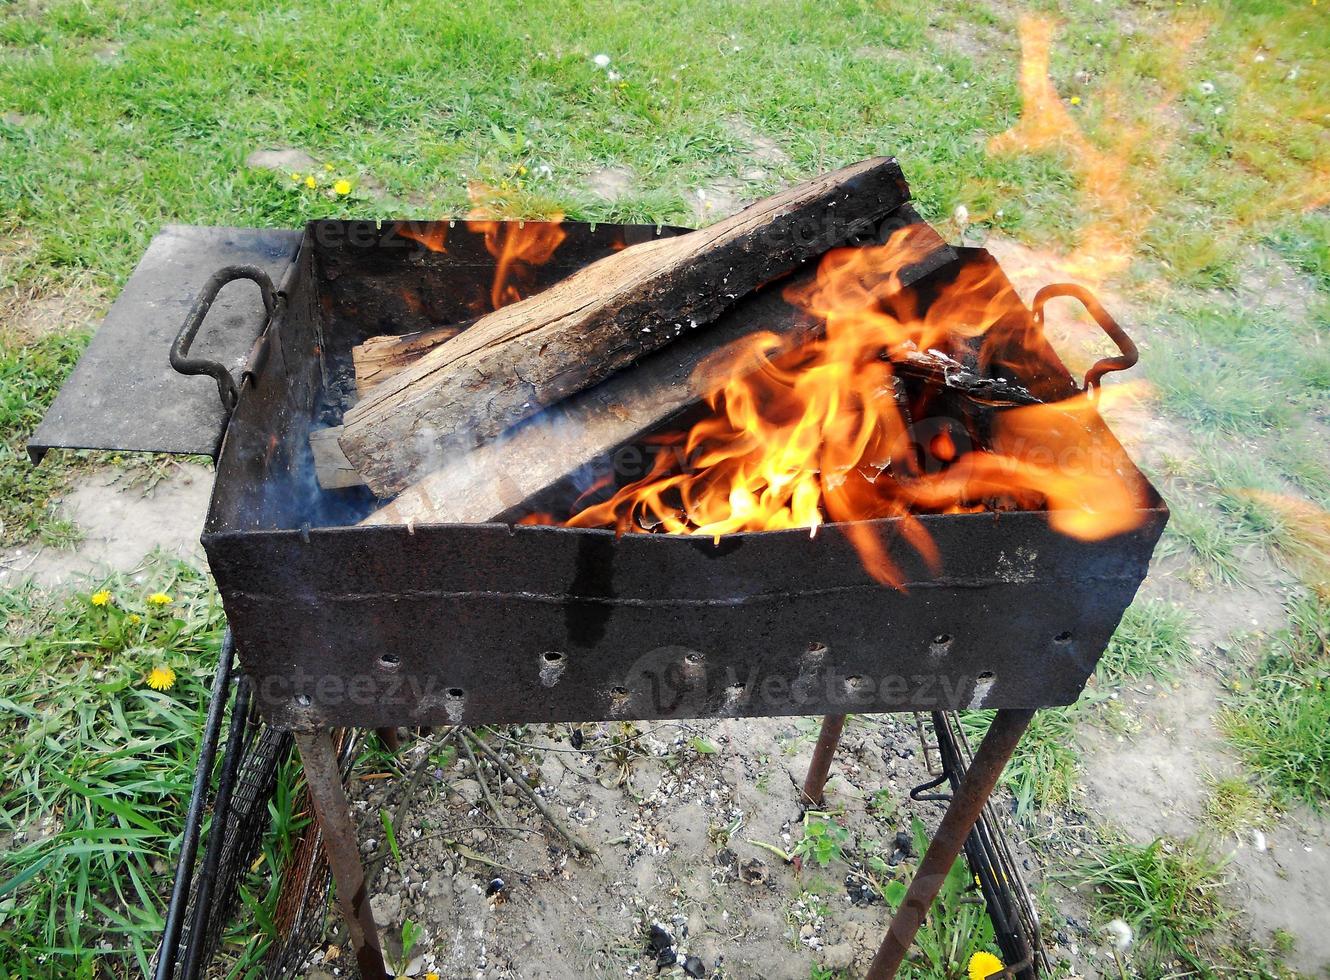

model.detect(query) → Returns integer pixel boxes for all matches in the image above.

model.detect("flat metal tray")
[29,225,300,461]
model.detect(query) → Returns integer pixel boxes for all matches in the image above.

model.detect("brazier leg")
[866,708,1034,980]
[294,729,389,980]
[375,726,401,753]
[801,714,847,806]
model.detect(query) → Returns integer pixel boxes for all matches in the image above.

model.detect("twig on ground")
[463,730,598,859]
[365,727,458,890]
[461,731,515,830]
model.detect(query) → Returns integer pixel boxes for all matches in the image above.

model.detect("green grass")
[1099,599,1194,686]
[1220,595,1330,810]
[0,560,229,975]
[1201,774,1273,839]
[1067,836,1230,978]
[0,328,90,547]
[962,706,1084,821]
[1159,499,1249,586]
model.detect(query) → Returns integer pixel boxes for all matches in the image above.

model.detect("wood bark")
[338,156,911,497]
[358,221,953,525]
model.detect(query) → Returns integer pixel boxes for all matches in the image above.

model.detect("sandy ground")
[310,716,1043,980]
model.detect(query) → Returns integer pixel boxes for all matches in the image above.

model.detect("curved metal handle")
[170,265,275,414]
[1032,283,1138,392]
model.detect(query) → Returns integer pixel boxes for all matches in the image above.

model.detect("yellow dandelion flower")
[305,175,317,189]
[333,179,352,196]
[91,590,112,606]
[1070,96,1082,106]
[969,951,1004,980]
[290,172,302,182]
[146,665,177,692]
[128,613,142,625]
[426,974,441,980]
[147,592,173,606]
[323,162,334,172]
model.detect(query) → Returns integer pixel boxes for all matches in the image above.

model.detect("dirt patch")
[1234,244,1322,327]
[586,166,635,203]
[722,116,790,169]
[1226,808,1330,974]
[689,178,749,223]
[246,147,323,175]
[0,462,211,589]
[0,282,106,342]
[300,717,981,979]
[1080,672,1238,846]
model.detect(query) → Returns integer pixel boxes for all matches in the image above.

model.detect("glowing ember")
[524,226,1151,587]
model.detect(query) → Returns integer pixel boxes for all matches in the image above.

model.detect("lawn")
[2,0,1329,976]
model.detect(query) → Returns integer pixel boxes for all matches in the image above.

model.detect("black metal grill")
[32,177,1167,980]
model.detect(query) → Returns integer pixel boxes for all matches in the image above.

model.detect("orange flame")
[465,218,567,310]
[396,222,448,253]
[986,15,1204,287]
[543,228,1150,586]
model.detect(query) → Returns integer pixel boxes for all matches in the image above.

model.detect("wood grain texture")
[351,322,467,396]
[360,220,954,526]
[338,157,910,497]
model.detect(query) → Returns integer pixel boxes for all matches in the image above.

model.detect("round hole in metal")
[295,693,312,707]
[610,685,629,698]
[933,633,953,646]
[1054,630,1073,644]
[977,670,995,680]
[543,651,565,664]
[447,687,465,699]
[685,652,703,665]
[379,653,400,670]
[806,641,828,656]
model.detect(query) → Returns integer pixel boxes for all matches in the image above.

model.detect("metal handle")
[1031,283,1138,392]
[170,265,275,414]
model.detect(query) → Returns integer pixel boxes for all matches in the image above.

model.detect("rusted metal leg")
[866,708,1034,980]
[802,714,847,806]
[375,726,400,753]
[294,729,389,980]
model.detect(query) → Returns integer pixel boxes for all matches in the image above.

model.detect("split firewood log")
[356,220,955,525]
[337,156,913,497]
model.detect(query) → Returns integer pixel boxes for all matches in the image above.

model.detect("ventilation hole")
[806,641,828,656]
[1054,630,1073,644]
[542,651,565,664]
[977,670,995,680]
[610,685,629,697]
[379,653,400,670]
[294,693,312,707]
[447,687,465,699]
[933,633,953,646]
[685,652,703,665]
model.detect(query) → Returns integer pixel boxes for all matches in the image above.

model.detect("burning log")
[339,221,952,517]
[337,157,912,497]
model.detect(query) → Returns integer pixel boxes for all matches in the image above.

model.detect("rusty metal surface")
[194,219,1166,731]
[293,730,388,980]
[868,708,1036,979]
[802,715,847,806]
[30,225,300,461]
